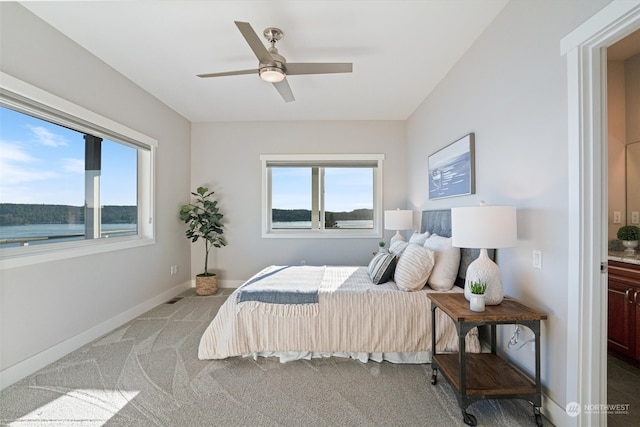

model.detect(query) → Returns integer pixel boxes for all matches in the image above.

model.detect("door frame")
[562,1,640,426]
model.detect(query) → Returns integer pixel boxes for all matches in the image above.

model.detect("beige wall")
[0,3,192,386]
[189,121,407,286]
[608,60,627,238]
[406,0,612,412]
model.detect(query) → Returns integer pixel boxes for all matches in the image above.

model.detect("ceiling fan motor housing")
[259,44,287,82]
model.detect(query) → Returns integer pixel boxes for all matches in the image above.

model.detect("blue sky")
[0,106,137,206]
[272,167,373,212]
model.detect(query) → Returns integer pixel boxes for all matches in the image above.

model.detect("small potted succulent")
[378,241,387,253]
[617,225,640,254]
[469,281,487,312]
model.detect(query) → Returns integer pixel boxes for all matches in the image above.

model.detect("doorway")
[606,28,640,427]
[563,2,640,426]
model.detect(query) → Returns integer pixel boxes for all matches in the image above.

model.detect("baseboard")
[0,281,192,390]
[542,393,574,427]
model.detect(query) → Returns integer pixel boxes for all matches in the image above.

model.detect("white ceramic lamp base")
[463,248,504,305]
[390,231,405,246]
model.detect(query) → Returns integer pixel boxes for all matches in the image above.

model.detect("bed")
[198,210,490,364]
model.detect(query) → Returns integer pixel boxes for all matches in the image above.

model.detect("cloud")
[62,158,85,173]
[0,141,57,185]
[28,125,68,147]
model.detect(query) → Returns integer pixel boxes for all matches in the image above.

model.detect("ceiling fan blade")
[286,63,353,75]
[197,69,258,78]
[235,21,273,64]
[273,79,295,103]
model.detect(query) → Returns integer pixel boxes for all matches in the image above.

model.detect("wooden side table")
[428,293,547,426]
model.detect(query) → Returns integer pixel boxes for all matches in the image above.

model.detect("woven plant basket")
[195,274,218,296]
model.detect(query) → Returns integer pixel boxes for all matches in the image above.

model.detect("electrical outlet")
[613,211,621,224]
[170,265,178,275]
[632,211,640,224]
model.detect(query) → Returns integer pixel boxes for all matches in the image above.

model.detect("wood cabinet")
[608,260,640,363]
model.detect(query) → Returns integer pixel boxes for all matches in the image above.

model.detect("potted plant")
[179,186,226,295]
[378,241,387,253]
[617,225,640,254]
[469,281,487,312]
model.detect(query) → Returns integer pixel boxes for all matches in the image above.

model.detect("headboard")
[420,209,495,288]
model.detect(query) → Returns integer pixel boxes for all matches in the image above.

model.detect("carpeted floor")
[1,288,550,426]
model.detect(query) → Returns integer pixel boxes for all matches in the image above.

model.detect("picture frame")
[428,133,475,200]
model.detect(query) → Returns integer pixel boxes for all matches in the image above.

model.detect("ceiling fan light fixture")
[260,67,285,83]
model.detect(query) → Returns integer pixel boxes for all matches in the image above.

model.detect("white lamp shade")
[384,209,413,231]
[451,205,517,249]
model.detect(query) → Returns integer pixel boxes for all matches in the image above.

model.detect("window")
[0,72,156,267]
[261,154,384,238]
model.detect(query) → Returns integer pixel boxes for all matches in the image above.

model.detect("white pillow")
[389,240,410,256]
[423,234,461,291]
[409,231,431,245]
[394,244,435,292]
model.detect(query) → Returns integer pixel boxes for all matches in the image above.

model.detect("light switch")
[613,211,621,224]
[533,250,542,269]
[633,212,640,224]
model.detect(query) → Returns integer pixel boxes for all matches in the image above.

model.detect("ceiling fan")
[197,21,353,102]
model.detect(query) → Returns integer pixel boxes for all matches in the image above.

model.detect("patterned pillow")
[367,252,397,284]
[394,244,435,291]
[389,240,410,256]
[423,234,461,290]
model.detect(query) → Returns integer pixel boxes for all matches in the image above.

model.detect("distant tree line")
[0,204,137,226]
[272,208,372,222]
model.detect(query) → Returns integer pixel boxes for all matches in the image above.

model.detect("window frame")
[0,72,156,269]
[261,153,384,238]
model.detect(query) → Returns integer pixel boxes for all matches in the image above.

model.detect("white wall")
[0,3,192,387]
[406,0,612,414]
[190,121,406,285]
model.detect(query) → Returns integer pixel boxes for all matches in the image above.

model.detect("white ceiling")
[21,1,509,123]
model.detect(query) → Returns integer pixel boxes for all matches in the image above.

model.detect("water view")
[0,223,137,247]
[273,220,373,229]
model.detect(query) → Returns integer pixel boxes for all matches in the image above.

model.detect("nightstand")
[428,293,547,426]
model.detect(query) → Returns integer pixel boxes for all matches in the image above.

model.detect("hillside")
[0,204,137,226]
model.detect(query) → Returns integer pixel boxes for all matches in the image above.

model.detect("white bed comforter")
[198,265,480,363]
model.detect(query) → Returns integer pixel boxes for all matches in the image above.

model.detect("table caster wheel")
[431,373,437,385]
[533,406,543,426]
[462,411,477,426]
[535,413,543,426]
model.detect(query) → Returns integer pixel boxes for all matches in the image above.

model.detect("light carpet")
[0,288,551,426]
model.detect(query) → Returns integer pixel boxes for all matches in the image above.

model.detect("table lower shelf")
[433,353,537,396]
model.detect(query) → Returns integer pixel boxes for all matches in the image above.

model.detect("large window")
[0,72,156,267]
[261,154,384,238]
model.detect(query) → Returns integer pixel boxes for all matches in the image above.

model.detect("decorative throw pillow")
[423,234,461,291]
[394,244,435,291]
[389,240,410,256]
[367,252,397,284]
[409,231,431,245]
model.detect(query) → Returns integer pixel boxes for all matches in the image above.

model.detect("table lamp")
[384,209,413,246]
[451,203,517,305]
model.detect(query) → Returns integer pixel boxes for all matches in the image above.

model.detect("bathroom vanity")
[608,254,640,364]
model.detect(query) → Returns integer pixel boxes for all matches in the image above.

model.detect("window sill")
[0,237,155,270]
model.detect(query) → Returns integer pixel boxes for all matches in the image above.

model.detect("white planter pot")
[622,240,638,254]
[470,294,486,312]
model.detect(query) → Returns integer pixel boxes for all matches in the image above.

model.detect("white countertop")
[608,251,640,266]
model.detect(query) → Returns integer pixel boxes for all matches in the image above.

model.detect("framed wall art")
[428,133,475,200]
